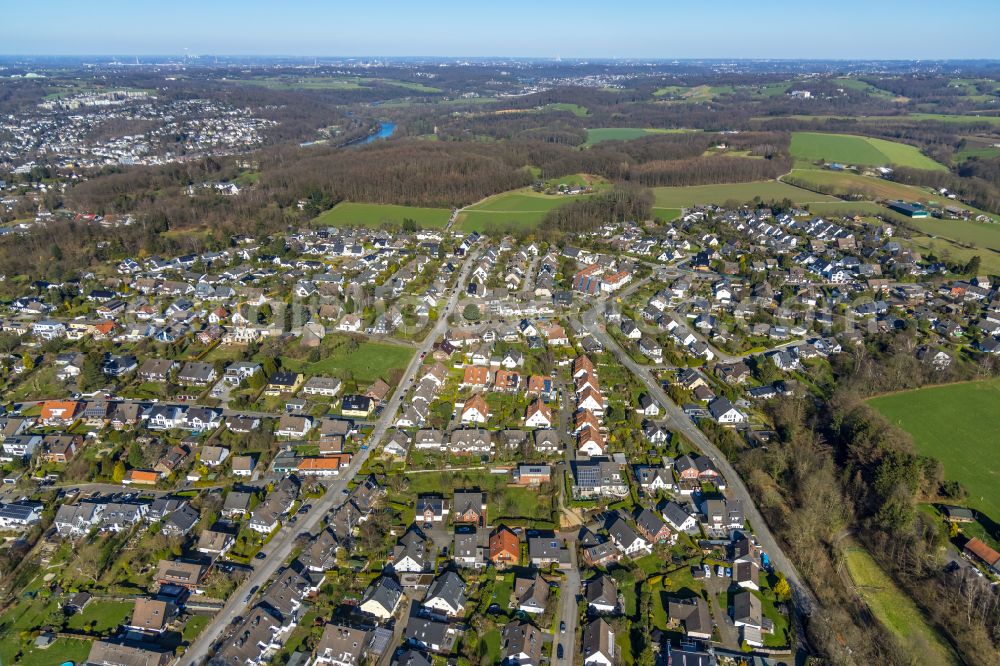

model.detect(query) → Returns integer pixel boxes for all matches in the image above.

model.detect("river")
[355,121,396,146]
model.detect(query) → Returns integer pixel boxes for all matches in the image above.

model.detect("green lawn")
[805,201,888,217]
[763,113,1000,127]
[491,573,514,609]
[652,207,682,222]
[787,169,1000,229]
[904,113,1000,126]
[905,216,1000,253]
[0,597,94,665]
[183,614,211,643]
[278,338,414,386]
[482,627,502,664]
[756,575,792,648]
[312,202,451,229]
[784,169,959,206]
[231,76,441,94]
[790,132,947,171]
[456,188,589,232]
[400,469,555,525]
[831,78,901,101]
[868,379,1000,519]
[66,600,133,633]
[584,127,695,146]
[652,181,837,208]
[652,85,735,102]
[955,145,1000,163]
[13,637,92,666]
[544,173,609,190]
[843,541,959,665]
[542,103,589,117]
[904,235,1000,276]
[8,365,64,402]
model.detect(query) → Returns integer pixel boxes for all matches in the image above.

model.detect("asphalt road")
[554,535,581,666]
[580,299,819,633]
[181,251,479,665]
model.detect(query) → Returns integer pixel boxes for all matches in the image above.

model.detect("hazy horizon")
[3,0,998,60]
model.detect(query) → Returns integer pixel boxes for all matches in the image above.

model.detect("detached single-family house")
[582,618,616,666]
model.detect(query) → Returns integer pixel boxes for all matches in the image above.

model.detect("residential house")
[154,560,206,591]
[586,575,619,615]
[177,361,217,386]
[403,611,457,654]
[392,526,432,573]
[452,491,486,526]
[607,515,651,558]
[138,358,177,382]
[265,371,303,396]
[313,624,372,666]
[422,571,467,617]
[514,573,549,615]
[524,399,552,429]
[458,395,491,425]
[582,618,616,666]
[501,620,542,666]
[668,597,713,640]
[528,534,570,568]
[360,575,404,620]
[489,526,520,569]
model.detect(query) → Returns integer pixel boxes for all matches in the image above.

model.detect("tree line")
[734,328,1000,665]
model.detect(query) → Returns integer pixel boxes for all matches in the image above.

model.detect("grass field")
[0,597,91,666]
[906,216,1000,253]
[456,188,588,232]
[806,201,890,217]
[756,113,1000,127]
[12,637,92,666]
[652,84,735,102]
[542,103,589,117]
[232,76,441,93]
[954,143,1000,163]
[904,113,1000,126]
[312,202,451,229]
[277,338,414,386]
[904,235,1000,276]
[784,169,944,202]
[790,132,947,171]
[652,207,682,222]
[66,600,133,632]
[868,379,1000,519]
[831,78,903,101]
[183,614,211,642]
[584,127,695,146]
[843,540,959,665]
[651,181,837,208]
[400,469,554,524]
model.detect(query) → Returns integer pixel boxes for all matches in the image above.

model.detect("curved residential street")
[580,296,818,640]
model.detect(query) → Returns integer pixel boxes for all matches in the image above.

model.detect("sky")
[3,0,999,60]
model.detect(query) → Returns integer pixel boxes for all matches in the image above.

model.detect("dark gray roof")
[423,571,466,610]
[362,576,403,614]
[586,575,618,607]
